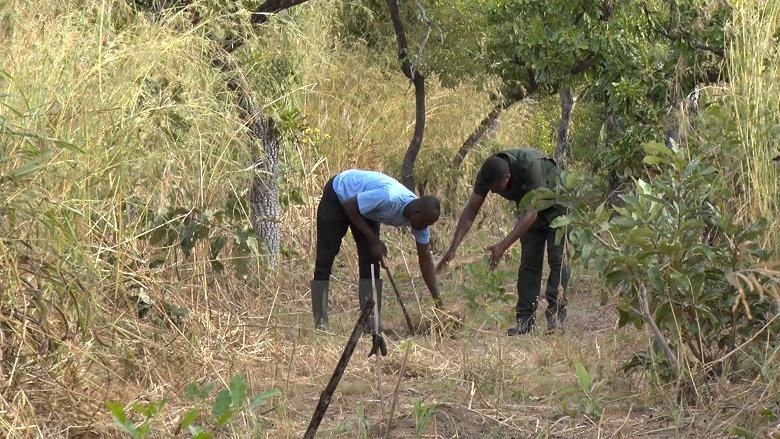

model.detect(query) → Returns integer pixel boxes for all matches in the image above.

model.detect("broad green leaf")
[594,202,604,219]
[113,419,140,439]
[550,215,573,228]
[107,401,126,423]
[217,409,235,427]
[189,426,214,439]
[636,178,652,195]
[643,155,668,166]
[574,360,592,390]
[248,388,280,410]
[617,306,630,328]
[642,141,674,157]
[186,383,199,398]
[580,241,594,269]
[230,375,247,409]
[212,389,231,417]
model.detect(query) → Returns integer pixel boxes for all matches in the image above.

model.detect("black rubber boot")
[507,315,535,336]
[311,280,330,331]
[359,279,384,334]
[545,308,566,333]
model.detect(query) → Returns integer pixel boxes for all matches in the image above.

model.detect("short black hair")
[410,195,441,220]
[479,156,510,187]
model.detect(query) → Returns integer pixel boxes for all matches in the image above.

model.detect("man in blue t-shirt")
[311,169,442,332]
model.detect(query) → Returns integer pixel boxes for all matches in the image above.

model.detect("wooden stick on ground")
[372,265,385,421]
[384,341,411,439]
[303,298,375,439]
[382,257,417,333]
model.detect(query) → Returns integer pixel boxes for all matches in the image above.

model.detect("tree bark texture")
[385,0,427,192]
[222,65,281,268]
[553,89,576,168]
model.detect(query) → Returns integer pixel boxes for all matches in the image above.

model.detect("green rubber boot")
[311,280,329,331]
[358,278,384,334]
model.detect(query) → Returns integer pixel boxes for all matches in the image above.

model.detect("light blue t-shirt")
[332,169,430,244]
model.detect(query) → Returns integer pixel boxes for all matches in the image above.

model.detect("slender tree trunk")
[553,89,576,168]
[385,0,427,192]
[451,103,504,170]
[401,73,426,192]
[217,57,281,268]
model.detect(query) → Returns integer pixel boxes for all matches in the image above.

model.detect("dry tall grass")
[729,0,780,249]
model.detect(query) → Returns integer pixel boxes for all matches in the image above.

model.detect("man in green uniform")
[437,147,570,335]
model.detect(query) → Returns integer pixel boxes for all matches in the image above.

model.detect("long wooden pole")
[303,298,374,439]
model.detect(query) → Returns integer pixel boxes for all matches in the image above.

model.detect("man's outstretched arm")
[436,192,486,272]
[485,208,537,270]
[416,242,443,307]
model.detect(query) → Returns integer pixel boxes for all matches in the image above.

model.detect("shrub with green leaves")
[559,360,606,420]
[556,141,778,378]
[108,374,279,438]
[457,255,516,324]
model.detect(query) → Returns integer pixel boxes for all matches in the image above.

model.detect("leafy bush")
[457,255,516,324]
[559,361,606,420]
[108,374,280,438]
[556,141,778,378]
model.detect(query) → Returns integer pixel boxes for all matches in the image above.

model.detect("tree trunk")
[220,62,281,268]
[400,72,426,192]
[553,89,576,168]
[385,0,427,192]
[451,103,504,170]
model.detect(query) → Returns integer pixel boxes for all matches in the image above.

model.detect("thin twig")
[410,0,443,80]
[384,342,411,439]
[372,266,384,421]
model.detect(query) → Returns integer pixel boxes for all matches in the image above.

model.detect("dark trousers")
[516,213,571,319]
[313,178,381,281]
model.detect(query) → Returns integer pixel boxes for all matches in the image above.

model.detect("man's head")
[407,195,441,231]
[479,156,511,193]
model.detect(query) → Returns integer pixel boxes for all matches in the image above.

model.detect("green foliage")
[412,398,435,438]
[135,192,264,279]
[107,399,169,439]
[457,255,516,323]
[108,375,280,438]
[558,140,778,373]
[559,360,606,420]
[355,401,370,439]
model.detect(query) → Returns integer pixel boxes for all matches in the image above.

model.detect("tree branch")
[410,0,443,79]
[386,0,427,191]
[637,281,680,378]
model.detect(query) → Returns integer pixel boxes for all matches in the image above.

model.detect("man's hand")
[371,240,388,260]
[485,242,507,271]
[436,250,455,275]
